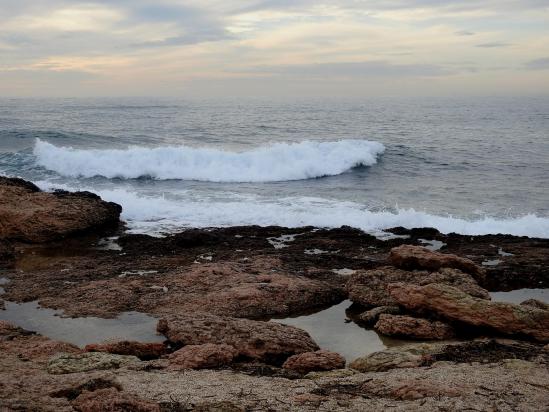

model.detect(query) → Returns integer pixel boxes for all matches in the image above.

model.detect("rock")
[47,352,140,374]
[71,387,160,412]
[282,350,345,374]
[374,314,455,340]
[84,341,167,360]
[346,266,489,307]
[389,283,549,342]
[168,343,238,370]
[350,350,424,372]
[0,239,14,267]
[358,305,401,326]
[389,245,484,279]
[0,176,121,243]
[521,299,549,311]
[157,313,319,364]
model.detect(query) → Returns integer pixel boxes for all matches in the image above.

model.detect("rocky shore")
[0,177,548,411]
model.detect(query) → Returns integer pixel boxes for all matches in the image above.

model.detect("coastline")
[1,177,548,411]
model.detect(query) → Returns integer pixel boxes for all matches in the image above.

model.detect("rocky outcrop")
[389,283,549,342]
[346,266,488,307]
[349,350,424,372]
[168,344,238,370]
[47,352,140,374]
[282,350,345,374]
[71,387,160,412]
[521,299,549,311]
[374,314,455,340]
[84,341,167,360]
[358,305,401,326]
[389,245,484,279]
[157,313,319,364]
[0,176,121,243]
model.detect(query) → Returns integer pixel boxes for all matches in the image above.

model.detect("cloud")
[455,30,475,36]
[475,42,512,48]
[525,57,549,70]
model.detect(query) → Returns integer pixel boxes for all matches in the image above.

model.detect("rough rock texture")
[374,314,455,340]
[0,239,15,267]
[168,344,238,370]
[84,341,167,360]
[349,350,424,372]
[521,299,549,311]
[389,244,484,279]
[346,266,489,307]
[390,282,549,342]
[282,350,345,374]
[157,313,319,364]
[47,352,140,374]
[0,176,121,243]
[358,305,401,326]
[71,387,160,412]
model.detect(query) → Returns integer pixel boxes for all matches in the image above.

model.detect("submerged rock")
[389,245,484,279]
[282,350,345,374]
[0,176,121,243]
[47,352,140,374]
[374,314,455,340]
[168,343,238,370]
[85,341,167,360]
[389,283,549,342]
[157,313,319,364]
[346,266,488,307]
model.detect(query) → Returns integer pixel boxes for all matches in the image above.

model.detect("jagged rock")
[389,283,549,342]
[0,176,121,243]
[282,350,345,374]
[168,344,238,370]
[520,299,549,311]
[85,341,167,360]
[157,313,319,364]
[346,266,488,307]
[350,350,424,372]
[374,314,455,340]
[47,352,140,374]
[71,387,160,412]
[358,306,401,326]
[389,245,484,279]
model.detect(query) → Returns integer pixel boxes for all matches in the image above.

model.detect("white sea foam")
[33,182,549,239]
[33,139,385,182]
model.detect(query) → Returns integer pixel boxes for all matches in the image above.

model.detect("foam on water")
[33,138,385,182]
[33,182,549,238]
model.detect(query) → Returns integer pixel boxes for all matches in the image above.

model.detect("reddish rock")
[157,313,319,364]
[71,387,160,412]
[374,314,455,340]
[168,343,238,370]
[358,306,402,326]
[389,283,549,342]
[346,266,488,307]
[85,341,167,360]
[389,245,484,279]
[520,299,549,311]
[0,176,121,243]
[282,350,345,374]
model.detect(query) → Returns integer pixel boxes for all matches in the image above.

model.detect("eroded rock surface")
[0,177,121,243]
[168,344,238,370]
[282,350,345,374]
[47,352,140,374]
[390,283,549,342]
[374,314,455,340]
[84,341,167,360]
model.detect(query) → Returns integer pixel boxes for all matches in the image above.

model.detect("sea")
[1,96,548,238]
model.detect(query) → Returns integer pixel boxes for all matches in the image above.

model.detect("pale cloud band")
[0,0,548,97]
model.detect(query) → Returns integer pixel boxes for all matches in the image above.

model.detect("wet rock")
[0,239,14,267]
[358,305,401,326]
[47,352,140,374]
[349,350,424,372]
[71,387,160,412]
[521,299,549,311]
[85,341,168,360]
[0,176,121,243]
[389,283,549,342]
[346,266,488,307]
[374,314,455,340]
[157,313,319,364]
[282,350,345,374]
[389,245,484,279]
[168,343,238,370]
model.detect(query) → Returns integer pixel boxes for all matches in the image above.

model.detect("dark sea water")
[1,96,548,237]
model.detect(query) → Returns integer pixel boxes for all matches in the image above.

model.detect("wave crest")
[33,139,385,182]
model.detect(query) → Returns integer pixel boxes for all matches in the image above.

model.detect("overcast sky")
[1,0,548,97]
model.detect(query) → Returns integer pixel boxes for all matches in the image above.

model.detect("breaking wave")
[33,139,385,182]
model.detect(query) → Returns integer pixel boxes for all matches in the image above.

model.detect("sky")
[1,0,549,97]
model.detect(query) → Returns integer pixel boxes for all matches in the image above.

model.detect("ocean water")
[1,96,548,238]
